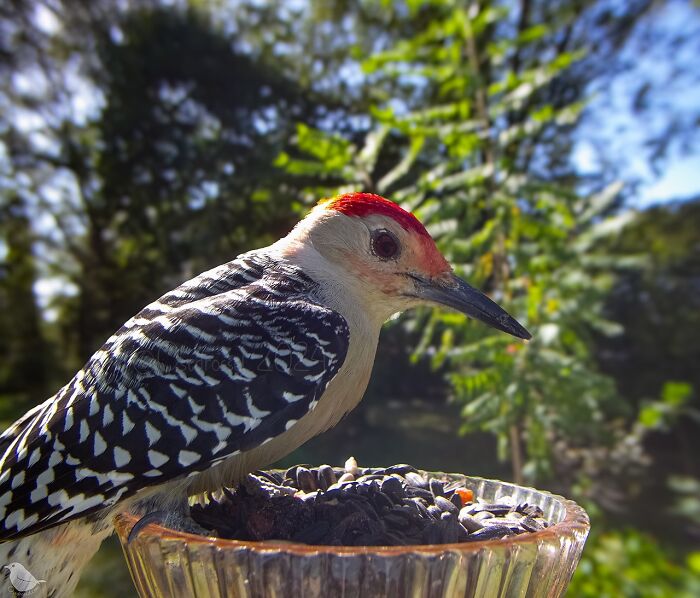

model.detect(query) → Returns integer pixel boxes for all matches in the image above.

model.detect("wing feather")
[0,254,349,540]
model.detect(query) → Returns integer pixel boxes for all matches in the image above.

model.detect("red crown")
[326,193,430,238]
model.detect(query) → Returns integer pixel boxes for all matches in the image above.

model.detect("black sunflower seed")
[467,525,515,541]
[191,461,553,547]
[371,491,394,512]
[458,510,484,532]
[521,516,544,532]
[429,479,445,498]
[519,504,545,518]
[427,505,443,519]
[384,464,418,475]
[317,465,337,490]
[380,476,404,497]
[296,467,316,492]
[479,503,513,516]
[435,496,458,514]
[406,487,434,501]
[405,472,428,488]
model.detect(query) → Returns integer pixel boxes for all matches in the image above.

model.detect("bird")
[0,192,530,596]
[3,562,45,595]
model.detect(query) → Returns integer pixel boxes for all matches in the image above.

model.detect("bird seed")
[190,459,552,546]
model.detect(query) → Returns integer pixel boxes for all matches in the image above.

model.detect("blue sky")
[573,0,700,208]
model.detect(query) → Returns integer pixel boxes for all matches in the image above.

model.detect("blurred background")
[1,0,699,595]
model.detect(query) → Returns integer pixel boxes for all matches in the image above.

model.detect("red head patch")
[325,193,431,239]
[324,192,449,277]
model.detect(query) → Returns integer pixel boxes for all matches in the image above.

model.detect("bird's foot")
[127,509,168,543]
[127,508,211,543]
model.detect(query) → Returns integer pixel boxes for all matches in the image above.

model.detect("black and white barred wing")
[0,286,349,540]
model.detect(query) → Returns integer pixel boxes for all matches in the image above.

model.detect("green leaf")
[639,405,662,428]
[518,24,549,44]
[688,553,700,575]
[661,382,692,407]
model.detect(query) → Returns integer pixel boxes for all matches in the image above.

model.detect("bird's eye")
[371,230,400,260]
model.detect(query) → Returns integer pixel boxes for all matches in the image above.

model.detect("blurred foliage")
[569,529,700,597]
[597,200,700,406]
[1,0,699,596]
[669,475,700,536]
[0,196,51,401]
[0,1,349,371]
[275,0,643,490]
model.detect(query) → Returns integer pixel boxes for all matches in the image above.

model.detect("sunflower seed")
[298,490,319,502]
[518,504,545,518]
[435,496,458,514]
[380,476,403,497]
[191,459,553,547]
[479,503,513,516]
[467,525,516,541]
[405,472,428,488]
[385,464,418,475]
[430,479,446,498]
[296,467,316,492]
[521,516,544,532]
[371,491,394,512]
[474,511,495,521]
[427,505,443,519]
[406,487,434,501]
[458,510,484,532]
[410,498,430,518]
[317,464,337,490]
[284,465,300,484]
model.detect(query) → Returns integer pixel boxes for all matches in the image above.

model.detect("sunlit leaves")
[275,123,354,177]
[569,529,700,597]
[518,23,549,44]
[275,0,639,486]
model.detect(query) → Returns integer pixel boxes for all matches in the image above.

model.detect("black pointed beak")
[412,273,531,340]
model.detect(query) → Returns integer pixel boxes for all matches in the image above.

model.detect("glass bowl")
[114,472,589,597]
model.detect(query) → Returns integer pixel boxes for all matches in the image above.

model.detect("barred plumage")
[0,251,349,540]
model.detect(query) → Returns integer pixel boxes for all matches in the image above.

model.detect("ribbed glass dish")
[115,473,589,598]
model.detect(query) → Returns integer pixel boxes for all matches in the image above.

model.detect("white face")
[304,211,451,302]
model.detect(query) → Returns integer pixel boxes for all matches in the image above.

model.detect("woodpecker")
[0,192,529,596]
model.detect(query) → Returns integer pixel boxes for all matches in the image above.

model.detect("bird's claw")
[127,508,211,543]
[127,509,169,543]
